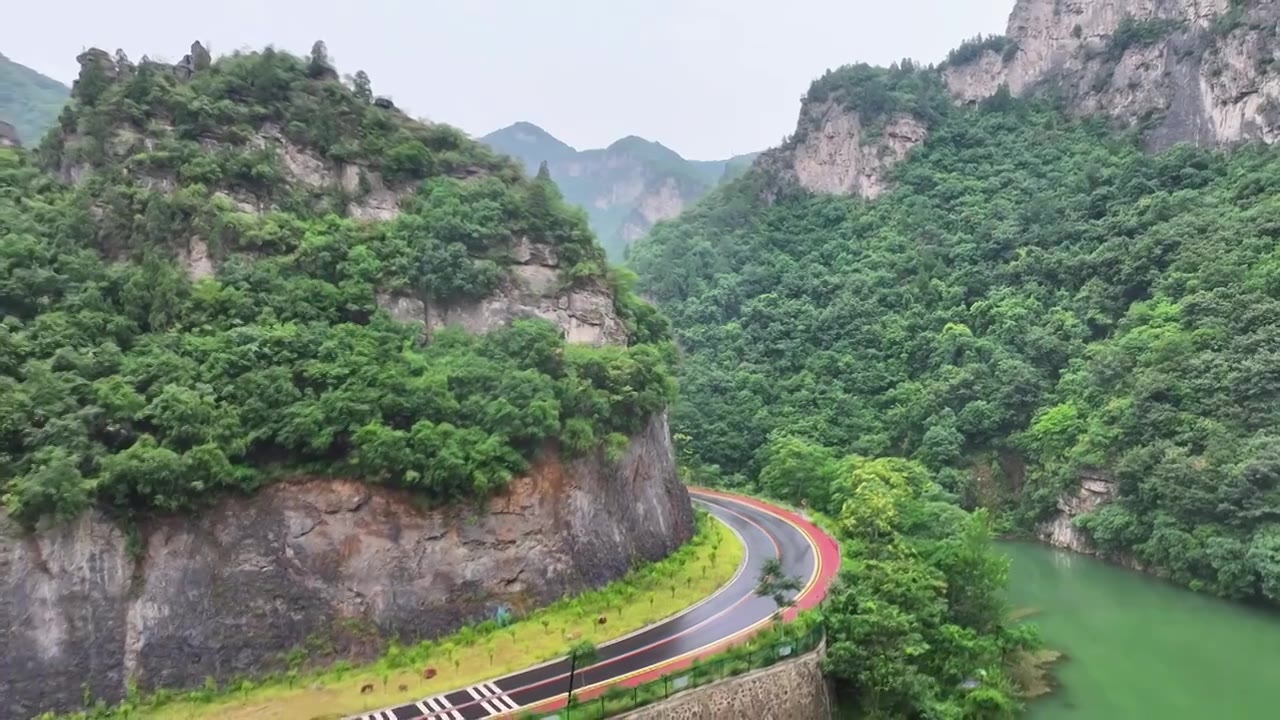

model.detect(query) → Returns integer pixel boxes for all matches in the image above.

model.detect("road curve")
[349,489,841,720]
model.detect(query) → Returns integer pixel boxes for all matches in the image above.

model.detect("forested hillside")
[0,45,674,526]
[0,51,69,145]
[633,68,1280,605]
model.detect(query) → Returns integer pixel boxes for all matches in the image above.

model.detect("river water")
[1000,542,1280,719]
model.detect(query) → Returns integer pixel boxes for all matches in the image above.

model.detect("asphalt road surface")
[347,489,838,720]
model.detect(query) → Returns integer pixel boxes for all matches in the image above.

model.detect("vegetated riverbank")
[1001,541,1280,720]
[43,512,742,720]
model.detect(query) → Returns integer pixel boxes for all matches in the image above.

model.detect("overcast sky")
[3,1,1011,160]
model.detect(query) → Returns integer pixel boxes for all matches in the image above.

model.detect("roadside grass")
[107,512,743,720]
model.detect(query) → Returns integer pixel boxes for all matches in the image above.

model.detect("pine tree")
[352,70,373,102]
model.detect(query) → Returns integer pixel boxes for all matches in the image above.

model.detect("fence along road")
[348,489,841,720]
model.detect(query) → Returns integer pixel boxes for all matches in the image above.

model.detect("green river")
[1001,542,1280,719]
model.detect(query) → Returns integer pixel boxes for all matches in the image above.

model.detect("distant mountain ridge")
[482,122,756,259]
[0,51,70,145]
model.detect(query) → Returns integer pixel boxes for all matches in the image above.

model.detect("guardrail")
[521,622,825,720]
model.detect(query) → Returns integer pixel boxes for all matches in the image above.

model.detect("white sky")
[2,0,1012,159]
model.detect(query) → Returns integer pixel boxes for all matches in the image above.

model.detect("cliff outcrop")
[946,0,1280,148]
[1,415,694,719]
[784,102,927,199]
[1038,470,1119,554]
[755,1,1280,201]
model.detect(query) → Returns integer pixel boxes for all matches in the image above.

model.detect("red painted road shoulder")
[527,488,842,715]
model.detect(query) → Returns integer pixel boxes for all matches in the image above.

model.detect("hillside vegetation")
[633,69,1280,606]
[1,47,674,526]
[0,52,69,144]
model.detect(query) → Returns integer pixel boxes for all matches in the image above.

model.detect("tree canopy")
[0,49,675,526]
[632,89,1280,606]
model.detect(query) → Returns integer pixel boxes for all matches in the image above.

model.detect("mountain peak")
[482,121,577,161]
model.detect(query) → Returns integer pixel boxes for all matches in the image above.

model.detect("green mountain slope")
[632,67,1280,611]
[0,52,69,145]
[0,45,673,525]
[481,122,756,260]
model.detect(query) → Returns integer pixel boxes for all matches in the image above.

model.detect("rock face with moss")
[0,43,690,719]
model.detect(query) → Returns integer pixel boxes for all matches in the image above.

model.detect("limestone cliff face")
[377,236,628,347]
[1037,470,1118,554]
[755,100,929,201]
[1037,469,1146,569]
[0,414,694,720]
[620,176,691,244]
[946,0,1280,148]
[789,102,927,199]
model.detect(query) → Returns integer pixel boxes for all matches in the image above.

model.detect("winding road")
[347,488,840,720]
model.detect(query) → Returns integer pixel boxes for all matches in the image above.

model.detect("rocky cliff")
[946,0,1280,149]
[768,101,928,199]
[1037,470,1119,554]
[482,123,756,259]
[0,415,693,719]
[754,1,1280,202]
[0,43,691,720]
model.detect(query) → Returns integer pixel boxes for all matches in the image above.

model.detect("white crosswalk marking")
[460,682,521,716]
[465,686,497,714]
[420,695,463,720]
[483,683,520,711]
[349,680,516,720]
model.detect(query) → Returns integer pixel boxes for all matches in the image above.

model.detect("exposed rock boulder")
[1036,468,1127,555]
[0,414,694,720]
[0,121,20,148]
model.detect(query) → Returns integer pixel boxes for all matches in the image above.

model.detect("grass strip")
[59,511,742,720]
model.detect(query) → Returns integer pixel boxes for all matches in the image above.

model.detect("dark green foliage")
[803,61,950,134]
[0,49,675,526]
[632,96,1280,605]
[1104,16,1186,61]
[1210,0,1252,36]
[944,35,1016,68]
[0,52,70,145]
[754,445,1026,717]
